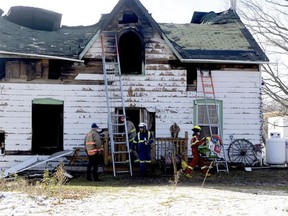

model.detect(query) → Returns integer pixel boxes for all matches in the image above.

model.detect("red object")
[185,134,208,174]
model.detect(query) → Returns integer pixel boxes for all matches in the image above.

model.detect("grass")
[1,165,287,200]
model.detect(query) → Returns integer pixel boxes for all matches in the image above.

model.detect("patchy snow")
[1,186,288,216]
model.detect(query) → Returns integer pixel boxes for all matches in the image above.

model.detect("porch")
[66,132,189,175]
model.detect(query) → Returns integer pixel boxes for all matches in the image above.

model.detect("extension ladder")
[101,32,133,177]
[200,69,229,172]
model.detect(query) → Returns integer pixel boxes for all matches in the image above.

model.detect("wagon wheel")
[228,139,257,166]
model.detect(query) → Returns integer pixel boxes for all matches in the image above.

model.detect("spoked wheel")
[228,139,257,166]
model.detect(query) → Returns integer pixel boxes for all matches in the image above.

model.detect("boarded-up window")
[5,60,27,79]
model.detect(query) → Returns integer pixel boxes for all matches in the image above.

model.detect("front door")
[32,98,63,154]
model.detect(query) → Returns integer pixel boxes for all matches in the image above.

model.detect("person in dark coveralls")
[120,116,139,163]
[132,122,154,177]
[84,123,103,181]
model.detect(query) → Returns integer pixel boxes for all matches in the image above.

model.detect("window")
[186,65,197,91]
[119,11,138,24]
[0,59,5,79]
[194,99,223,137]
[118,30,143,75]
[49,60,62,79]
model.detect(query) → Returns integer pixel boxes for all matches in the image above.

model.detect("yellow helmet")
[192,125,201,131]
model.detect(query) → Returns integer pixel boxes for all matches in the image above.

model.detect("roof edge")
[180,58,269,64]
[0,51,84,62]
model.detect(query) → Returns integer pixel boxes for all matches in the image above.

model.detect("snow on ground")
[1,186,288,216]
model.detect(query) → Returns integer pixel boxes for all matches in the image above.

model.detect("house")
[0,0,268,171]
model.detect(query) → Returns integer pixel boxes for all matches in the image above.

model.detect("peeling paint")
[82,87,93,91]
[76,109,86,113]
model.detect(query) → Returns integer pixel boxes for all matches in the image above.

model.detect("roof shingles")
[0,16,99,59]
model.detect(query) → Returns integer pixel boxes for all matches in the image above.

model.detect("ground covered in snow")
[0,167,288,216]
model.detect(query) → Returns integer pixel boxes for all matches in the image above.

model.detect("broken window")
[0,59,5,79]
[49,60,62,79]
[119,11,138,24]
[186,65,197,91]
[118,30,143,75]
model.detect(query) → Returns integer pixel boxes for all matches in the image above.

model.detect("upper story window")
[186,65,197,91]
[118,30,144,75]
[49,60,62,80]
[119,11,138,24]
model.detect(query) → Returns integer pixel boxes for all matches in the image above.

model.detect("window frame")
[193,99,223,137]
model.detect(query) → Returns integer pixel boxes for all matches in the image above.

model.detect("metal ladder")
[200,69,229,172]
[101,32,133,177]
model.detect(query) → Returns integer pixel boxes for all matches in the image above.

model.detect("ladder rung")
[114,142,127,145]
[112,122,125,126]
[112,132,125,135]
[203,84,212,87]
[105,53,117,56]
[114,161,129,164]
[116,170,130,174]
[106,70,118,73]
[114,151,129,154]
[110,114,124,117]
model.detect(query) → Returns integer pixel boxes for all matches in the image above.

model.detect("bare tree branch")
[239,0,288,110]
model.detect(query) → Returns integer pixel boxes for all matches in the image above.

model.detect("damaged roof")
[160,10,268,62]
[0,0,268,63]
[0,15,100,60]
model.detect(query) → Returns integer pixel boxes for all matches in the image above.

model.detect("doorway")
[116,108,156,136]
[32,98,64,155]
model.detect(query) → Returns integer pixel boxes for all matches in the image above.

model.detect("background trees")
[238,0,288,114]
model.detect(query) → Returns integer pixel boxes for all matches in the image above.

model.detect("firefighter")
[132,122,154,177]
[84,123,104,181]
[120,116,139,163]
[184,125,211,178]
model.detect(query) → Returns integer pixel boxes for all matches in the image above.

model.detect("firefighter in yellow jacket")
[84,123,103,181]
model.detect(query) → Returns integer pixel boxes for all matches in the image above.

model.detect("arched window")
[118,30,143,75]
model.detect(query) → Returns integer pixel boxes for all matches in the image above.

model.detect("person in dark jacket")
[132,122,154,177]
[84,123,103,181]
[120,116,139,163]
